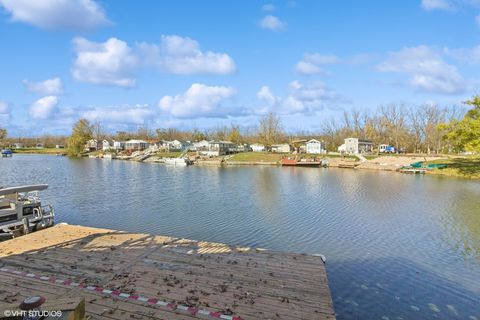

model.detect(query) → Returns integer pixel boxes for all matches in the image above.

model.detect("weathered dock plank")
[0,224,336,319]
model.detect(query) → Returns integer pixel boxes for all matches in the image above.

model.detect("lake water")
[1,154,479,319]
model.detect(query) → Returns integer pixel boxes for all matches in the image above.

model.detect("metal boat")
[0,184,55,237]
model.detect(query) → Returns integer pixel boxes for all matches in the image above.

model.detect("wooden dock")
[0,224,335,320]
[399,168,426,174]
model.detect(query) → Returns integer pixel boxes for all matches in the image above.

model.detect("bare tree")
[257,112,285,147]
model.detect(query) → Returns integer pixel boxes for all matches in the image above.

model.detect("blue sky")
[1,0,480,136]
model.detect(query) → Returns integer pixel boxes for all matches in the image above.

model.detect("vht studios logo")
[3,309,63,317]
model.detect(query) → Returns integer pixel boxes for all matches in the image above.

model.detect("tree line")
[1,96,479,156]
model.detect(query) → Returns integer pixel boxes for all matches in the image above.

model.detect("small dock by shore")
[399,168,426,174]
[0,224,335,320]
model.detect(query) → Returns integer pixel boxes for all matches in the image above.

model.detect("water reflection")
[254,167,280,215]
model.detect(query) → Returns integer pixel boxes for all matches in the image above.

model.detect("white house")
[125,139,149,151]
[113,141,126,150]
[102,140,112,151]
[167,140,183,151]
[271,144,291,153]
[236,144,249,152]
[344,138,373,154]
[192,140,210,151]
[305,139,324,154]
[250,143,265,152]
[157,140,192,152]
[198,141,233,157]
[84,139,101,152]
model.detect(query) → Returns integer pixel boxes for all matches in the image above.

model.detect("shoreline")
[6,151,479,179]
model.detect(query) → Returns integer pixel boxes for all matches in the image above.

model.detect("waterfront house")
[192,140,210,151]
[236,144,249,152]
[271,143,291,153]
[161,140,192,151]
[153,140,169,151]
[306,139,324,154]
[35,143,44,149]
[167,140,183,151]
[251,143,266,152]
[55,145,65,149]
[84,139,101,152]
[198,140,233,157]
[226,142,243,153]
[102,140,112,151]
[181,140,193,151]
[113,141,126,150]
[125,139,149,151]
[344,138,373,154]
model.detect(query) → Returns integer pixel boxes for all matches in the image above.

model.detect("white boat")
[104,153,116,159]
[0,184,55,237]
[164,158,188,166]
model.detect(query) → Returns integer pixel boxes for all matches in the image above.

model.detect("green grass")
[228,152,283,162]
[424,157,480,179]
[12,148,64,154]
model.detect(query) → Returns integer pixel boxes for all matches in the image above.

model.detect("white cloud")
[262,4,276,12]
[259,15,285,31]
[421,0,451,10]
[29,96,58,119]
[256,86,277,106]
[0,0,109,31]
[256,81,338,115]
[444,45,480,62]
[137,35,236,75]
[23,77,63,95]
[295,61,323,75]
[71,35,236,87]
[295,53,340,75]
[377,45,465,94]
[72,37,138,87]
[159,83,239,118]
[81,105,154,124]
[0,101,9,114]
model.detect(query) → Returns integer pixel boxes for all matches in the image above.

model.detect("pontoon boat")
[0,184,54,237]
